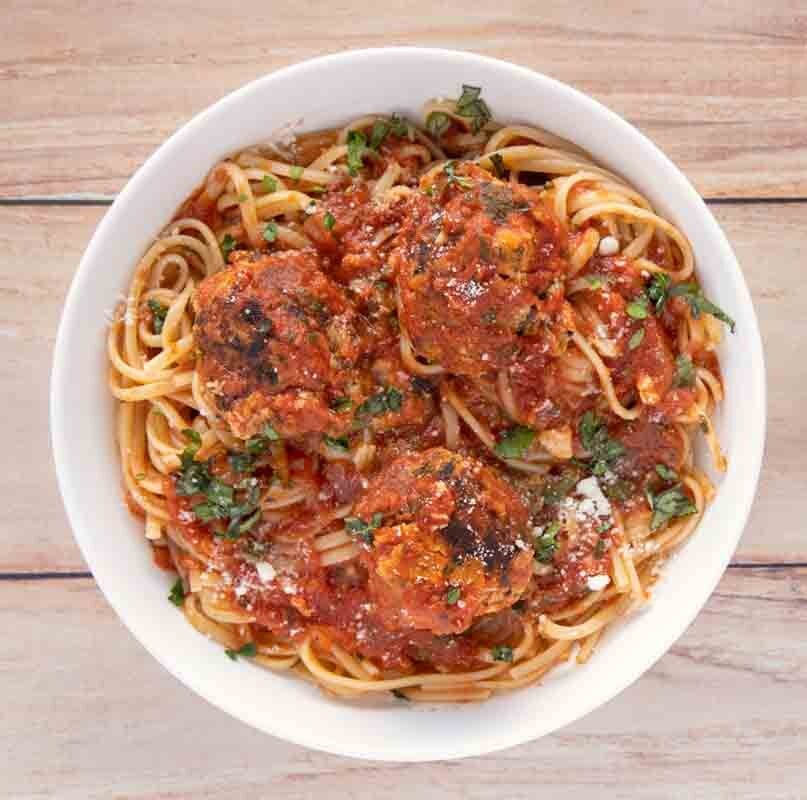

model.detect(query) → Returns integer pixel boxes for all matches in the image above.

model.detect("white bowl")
[51,47,766,761]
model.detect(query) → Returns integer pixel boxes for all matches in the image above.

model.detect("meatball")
[394,163,571,381]
[194,249,371,439]
[352,447,533,635]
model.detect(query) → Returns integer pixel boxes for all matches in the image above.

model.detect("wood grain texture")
[1,0,806,199]
[1,568,805,799]
[2,201,802,572]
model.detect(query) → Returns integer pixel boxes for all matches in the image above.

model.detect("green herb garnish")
[628,327,645,350]
[324,435,349,452]
[586,276,604,291]
[426,111,451,138]
[289,165,304,181]
[443,160,474,189]
[579,411,625,473]
[262,174,278,193]
[345,512,383,544]
[674,354,696,388]
[355,387,403,419]
[494,426,535,459]
[535,521,561,563]
[323,211,336,231]
[225,642,257,661]
[626,295,649,320]
[229,452,254,474]
[668,283,736,332]
[542,470,579,505]
[489,152,506,178]
[446,586,461,605]
[220,233,237,260]
[263,221,279,243]
[330,396,353,413]
[646,272,671,313]
[168,578,185,607]
[647,485,697,531]
[147,299,168,335]
[346,130,368,176]
[455,84,491,133]
[491,645,514,662]
[655,463,678,482]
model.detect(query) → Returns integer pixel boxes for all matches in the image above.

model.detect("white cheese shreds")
[575,476,612,519]
[587,574,611,591]
[255,561,276,583]
[598,235,620,256]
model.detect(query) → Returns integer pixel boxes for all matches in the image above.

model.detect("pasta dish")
[108,86,733,702]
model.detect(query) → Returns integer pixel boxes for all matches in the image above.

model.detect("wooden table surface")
[2,2,805,797]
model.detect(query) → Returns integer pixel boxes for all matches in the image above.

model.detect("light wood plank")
[0,202,804,572]
[1,568,804,798]
[1,0,806,198]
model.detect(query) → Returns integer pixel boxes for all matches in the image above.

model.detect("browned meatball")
[351,447,534,635]
[393,163,571,381]
[194,249,371,439]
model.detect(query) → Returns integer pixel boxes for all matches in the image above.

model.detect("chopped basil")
[223,507,261,540]
[494,426,535,459]
[594,537,608,558]
[225,642,257,661]
[586,276,603,291]
[134,472,146,481]
[262,174,278,193]
[579,411,625,473]
[626,295,649,320]
[355,387,403,419]
[646,272,671,313]
[647,485,697,531]
[345,512,383,544]
[289,165,304,181]
[346,130,368,176]
[369,119,391,150]
[175,456,210,497]
[535,520,560,563]
[263,221,279,243]
[446,585,461,605]
[628,327,645,350]
[324,435,349,452]
[674,354,696,388]
[237,193,248,203]
[603,477,633,502]
[491,645,514,663]
[389,113,409,137]
[489,152,506,178]
[542,470,579,505]
[323,211,336,231]
[668,282,736,332]
[455,84,491,133]
[246,423,281,456]
[443,160,474,189]
[220,233,237,260]
[655,463,678,482]
[168,578,185,607]
[426,111,451,138]
[229,452,254,473]
[147,299,168,334]
[182,428,201,453]
[330,396,353,413]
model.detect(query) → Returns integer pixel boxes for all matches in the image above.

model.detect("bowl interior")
[51,47,765,761]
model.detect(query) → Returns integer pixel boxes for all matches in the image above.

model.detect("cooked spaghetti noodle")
[108,86,732,702]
